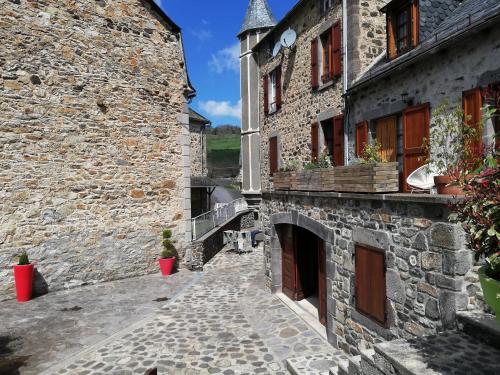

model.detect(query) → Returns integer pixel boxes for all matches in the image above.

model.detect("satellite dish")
[280,28,297,48]
[272,41,282,57]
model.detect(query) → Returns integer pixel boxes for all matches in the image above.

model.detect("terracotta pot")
[479,266,500,327]
[434,175,464,195]
[158,257,175,276]
[13,263,34,303]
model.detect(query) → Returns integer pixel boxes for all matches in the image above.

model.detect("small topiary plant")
[160,229,176,259]
[18,251,30,266]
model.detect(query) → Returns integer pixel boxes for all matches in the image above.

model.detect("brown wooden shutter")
[280,225,297,300]
[463,88,483,166]
[263,74,269,116]
[403,103,430,192]
[375,116,398,162]
[387,13,397,59]
[269,136,278,176]
[356,121,369,157]
[311,38,319,89]
[333,115,344,166]
[276,66,282,110]
[355,245,386,326]
[411,1,420,47]
[332,22,342,78]
[311,122,319,161]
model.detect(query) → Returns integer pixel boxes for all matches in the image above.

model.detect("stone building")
[240,0,499,357]
[189,107,210,178]
[0,0,195,301]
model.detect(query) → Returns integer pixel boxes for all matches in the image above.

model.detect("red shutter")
[463,88,483,166]
[269,136,278,176]
[356,121,369,157]
[333,115,344,166]
[355,245,386,326]
[403,103,430,192]
[387,14,397,59]
[263,74,269,116]
[311,39,319,89]
[332,22,342,78]
[311,122,319,161]
[276,66,282,110]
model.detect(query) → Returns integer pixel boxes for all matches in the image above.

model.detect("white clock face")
[272,41,282,57]
[280,28,297,48]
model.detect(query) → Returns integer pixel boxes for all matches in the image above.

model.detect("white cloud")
[191,29,213,41]
[199,100,242,119]
[209,43,240,74]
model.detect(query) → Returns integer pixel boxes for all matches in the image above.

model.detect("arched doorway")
[278,224,327,326]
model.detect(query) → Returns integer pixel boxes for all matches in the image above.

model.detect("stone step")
[373,330,500,375]
[359,349,385,375]
[286,352,342,375]
[329,365,339,375]
[346,354,361,375]
[335,356,350,375]
[456,310,500,350]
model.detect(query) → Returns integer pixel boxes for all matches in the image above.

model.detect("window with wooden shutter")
[263,75,269,116]
[356,121,369,157]
[386,1,419,59]
[403,103,430,192]
[355,245,386,326]
[276,66,282,110]
[269,136,278,176]
[333,115,344,166]
[311,39,319,89]
[463,88,483,165]
[332,22,342,78]
[311,122,319,161]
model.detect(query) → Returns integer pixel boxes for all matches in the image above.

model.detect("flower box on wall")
[272,171,293,190]
[295,169,335,191]
[332,162,400,193]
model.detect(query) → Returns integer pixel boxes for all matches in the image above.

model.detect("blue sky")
[154,0,297,127]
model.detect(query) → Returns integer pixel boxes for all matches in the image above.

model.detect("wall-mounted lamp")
[401,92,409,103]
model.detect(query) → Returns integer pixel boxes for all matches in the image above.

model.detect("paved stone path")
[1,246,335,374]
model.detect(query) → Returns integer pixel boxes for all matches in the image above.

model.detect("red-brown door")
[280,225,297,300]
[403,104,430,192]
[318,242,327,326]
[463,88,483,166]
[333,115,344,166]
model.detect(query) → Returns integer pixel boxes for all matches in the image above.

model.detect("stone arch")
[270,211,334,244]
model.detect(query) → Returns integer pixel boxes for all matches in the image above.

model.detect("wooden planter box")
[272,171,297,190]
[294,169,335,191]
[332,162,399,193]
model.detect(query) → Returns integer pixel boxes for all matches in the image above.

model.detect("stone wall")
[0,0,191,301]
[189,124,207,177]
[261,192,477,356]
[347,25,500,160]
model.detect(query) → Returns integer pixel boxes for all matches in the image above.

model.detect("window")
[355,245,386,326]
[264,66,282,115]
[320,115,344,166]
[321,0,334,14]
[311,22,341,89]
[482,83,500,151]
[269,136,278,176]
[386,0,419,59]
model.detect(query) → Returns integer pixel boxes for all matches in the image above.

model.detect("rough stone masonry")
[0,0,193,301]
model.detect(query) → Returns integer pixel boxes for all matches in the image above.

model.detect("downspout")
[342,0,349,166]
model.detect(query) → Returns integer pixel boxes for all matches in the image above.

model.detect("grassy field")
[207,134,240,177]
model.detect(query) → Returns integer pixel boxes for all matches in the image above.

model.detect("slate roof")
[239,0,277,36]
[419,0,463,40]
[189,108,211,125]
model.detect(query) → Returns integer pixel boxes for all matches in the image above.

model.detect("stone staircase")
[286,311,500,375]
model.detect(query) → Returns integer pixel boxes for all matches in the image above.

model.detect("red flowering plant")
[449,150,500,280]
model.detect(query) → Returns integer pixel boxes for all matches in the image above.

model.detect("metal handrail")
[191,198,248,241]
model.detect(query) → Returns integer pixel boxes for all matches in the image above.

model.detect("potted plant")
[450,155,500,325]
[158,229,176,276]
[423,100,483,195]
[333,141,399,193]
[13,251,35,303]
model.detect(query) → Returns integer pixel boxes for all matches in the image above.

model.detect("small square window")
[320,31,332,83]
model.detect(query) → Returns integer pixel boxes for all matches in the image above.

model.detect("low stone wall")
[261,191,478,356]
[190,211,255,270]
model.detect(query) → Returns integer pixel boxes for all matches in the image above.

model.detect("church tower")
[239,0,276,208]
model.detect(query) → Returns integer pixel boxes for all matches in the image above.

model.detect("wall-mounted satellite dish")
[272,41,282,57]
[280,28,297,48]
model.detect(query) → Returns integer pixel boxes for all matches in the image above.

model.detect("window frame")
[266,66,282,115]
[387,0,419,59]
[320,30,333,84]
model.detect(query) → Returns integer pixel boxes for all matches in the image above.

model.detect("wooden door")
[403,104,430,192]
[318,242,327,326]
[333,115,344,166]
[280,225,297,300]
[375,116,397,162]
[355,245,386,326]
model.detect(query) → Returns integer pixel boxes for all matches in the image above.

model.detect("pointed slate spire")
[239,0,276,36]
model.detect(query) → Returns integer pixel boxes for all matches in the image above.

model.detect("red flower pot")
[13,264,34,303]
[158,257,175,276]
[434,176,465,195]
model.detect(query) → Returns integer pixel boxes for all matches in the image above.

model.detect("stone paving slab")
[286,352,349,375]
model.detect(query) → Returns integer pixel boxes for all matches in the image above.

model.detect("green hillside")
[207,134,240,178]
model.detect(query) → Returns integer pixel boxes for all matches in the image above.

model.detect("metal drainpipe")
[342,0,349,166]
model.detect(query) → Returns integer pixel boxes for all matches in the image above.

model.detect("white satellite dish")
[272,41,282,57]
[280,28,297,48]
